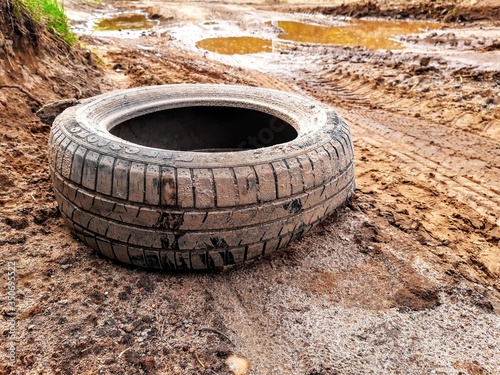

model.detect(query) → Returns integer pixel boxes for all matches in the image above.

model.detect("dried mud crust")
[49,84,355,270]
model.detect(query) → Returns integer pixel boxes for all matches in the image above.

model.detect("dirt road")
[1,0,499,374]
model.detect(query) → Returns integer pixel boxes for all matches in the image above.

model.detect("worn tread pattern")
[49,84,355,270]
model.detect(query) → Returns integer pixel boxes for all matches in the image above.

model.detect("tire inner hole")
[109,106,298,152]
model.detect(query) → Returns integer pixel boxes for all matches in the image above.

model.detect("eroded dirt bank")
[1,0,499,374]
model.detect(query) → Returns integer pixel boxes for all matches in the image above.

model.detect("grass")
[13,0,76,46]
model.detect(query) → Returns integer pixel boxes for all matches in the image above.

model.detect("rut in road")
[293,75,500,226]
[344,109,500,226]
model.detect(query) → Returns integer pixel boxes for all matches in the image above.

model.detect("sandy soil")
[1,0,499,374]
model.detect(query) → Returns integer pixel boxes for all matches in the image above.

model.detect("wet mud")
[283,0,500,23]
[1,0,499,374]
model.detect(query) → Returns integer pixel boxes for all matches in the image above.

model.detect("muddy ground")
[1,0,499,374]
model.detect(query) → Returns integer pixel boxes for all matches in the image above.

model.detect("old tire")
[49,84,355,270]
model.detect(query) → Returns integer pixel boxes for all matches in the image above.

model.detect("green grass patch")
[14,0,76,46]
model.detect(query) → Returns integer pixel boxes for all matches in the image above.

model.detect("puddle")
[196,36,272,55]
[272,19,443,50]
[94,13,156,31]
[197,19,443,54]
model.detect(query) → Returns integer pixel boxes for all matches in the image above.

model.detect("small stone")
[226,355,250,375]
[124,350,141,365]
[27,324,36,331]
[140,356,156,372]
[58,299,68,305]
[61,264,71,270]
[410,220,420,230]
[420,56,431,66]
[23,354,35,366]
[5,39,14,56]
[53,85,60,94]
[474,284,487,295]
[118,291,129,301]
[36,98,80,125]
[122,324,134,333]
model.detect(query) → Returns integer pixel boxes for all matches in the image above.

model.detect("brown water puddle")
[196,36,272,55]
[94,13,156,31]
[274,19,442,50]
[197,19,442,54]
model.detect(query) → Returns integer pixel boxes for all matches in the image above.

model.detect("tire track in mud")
[273,68,500,284]
[344,111,500,225]
[275,42,500,142]
[322,74,500,143]
[297,77,500,226]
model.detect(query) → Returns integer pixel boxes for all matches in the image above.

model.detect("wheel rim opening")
[109,106,298,152]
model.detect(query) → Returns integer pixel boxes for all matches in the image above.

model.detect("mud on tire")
[49,84,355,270]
